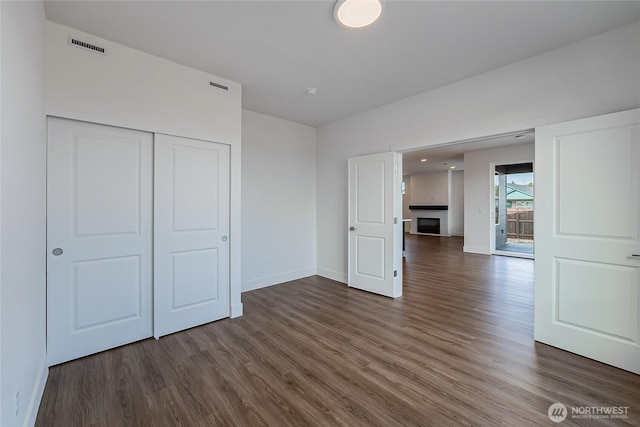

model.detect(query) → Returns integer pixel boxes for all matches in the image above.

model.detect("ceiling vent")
[68,36,107,55]
[209,81,229,91]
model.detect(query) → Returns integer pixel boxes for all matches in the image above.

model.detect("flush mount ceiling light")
[334,0,383,29]
[420,158,428,162]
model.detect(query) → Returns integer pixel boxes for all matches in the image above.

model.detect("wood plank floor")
[36,235,640,426]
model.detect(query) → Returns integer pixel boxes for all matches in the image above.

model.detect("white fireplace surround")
[410,209,449,236]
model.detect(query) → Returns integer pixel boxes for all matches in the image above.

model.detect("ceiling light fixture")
[334,0,383,29]
[450,166,456,169]
[305,87,318,95]
[420,158,427,162]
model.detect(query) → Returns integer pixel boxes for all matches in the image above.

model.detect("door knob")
[52,248,63,256]
[349,226,357,231]
[222,236,228,242]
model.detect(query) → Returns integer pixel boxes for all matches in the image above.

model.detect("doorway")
[493,162,534,258]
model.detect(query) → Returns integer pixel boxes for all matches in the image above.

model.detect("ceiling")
[401,131,535,175]
[43,1,640,128]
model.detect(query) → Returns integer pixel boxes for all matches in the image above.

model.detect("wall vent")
[210,81,229,91]
[68,36,107,55]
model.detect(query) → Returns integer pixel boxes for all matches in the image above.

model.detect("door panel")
[47,117,153,365]
[73,256,142,330]
[348,152,402,298]
[534,109,640,374]
[556,127,636,238]
[154,134,230,338]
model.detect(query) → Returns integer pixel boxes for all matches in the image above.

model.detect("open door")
[348,152,403,298]
[535,109,640,374]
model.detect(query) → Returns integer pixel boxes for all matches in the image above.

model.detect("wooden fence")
[507,208,533,240]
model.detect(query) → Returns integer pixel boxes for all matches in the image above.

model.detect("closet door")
[154,134,230,338]
[47,117,153,365]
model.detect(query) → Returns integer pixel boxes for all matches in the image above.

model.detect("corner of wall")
[25,360,48,427]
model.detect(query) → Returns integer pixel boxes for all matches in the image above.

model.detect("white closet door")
[47,117,153,365]
[154,134,230,338]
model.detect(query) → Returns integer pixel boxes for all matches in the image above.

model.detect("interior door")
[47,117,153,365]
[348,152,402,298]
[154,134,230,338]
[534,109,640,374]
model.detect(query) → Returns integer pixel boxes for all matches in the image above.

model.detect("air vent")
[210,81,229,91]
[68,36,107,55]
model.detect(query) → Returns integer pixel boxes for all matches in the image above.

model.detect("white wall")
[450,170,465,236]
[402,174,411,232]
[241,110,317,292]
[408,171,449,206]
[46,21,240,145]
[463,144,534,254]
[1,2,48,426]
[45,21,244,317]
[316,22,639,283]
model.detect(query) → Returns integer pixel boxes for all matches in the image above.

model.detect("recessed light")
[334,0,383,29]
[305,87,318,95]
[420,158,427,162]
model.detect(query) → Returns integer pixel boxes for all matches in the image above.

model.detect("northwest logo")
[548,403,568,423]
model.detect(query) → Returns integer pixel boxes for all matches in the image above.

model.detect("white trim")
[463,246,491,255]
[392,117,546,154]
[230,303,243,319]
[490,157,535,255]
[242,268,317,293]
[493,250,534,260]
[317,268,348,284]
[25,358,48,427]
[230,141,242,319]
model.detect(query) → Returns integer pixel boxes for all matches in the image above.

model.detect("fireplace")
[418,218,440,234]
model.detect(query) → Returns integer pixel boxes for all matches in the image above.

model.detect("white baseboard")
[25,357,48,427]
[463,246,491,255]
[316,268,347,284]
[230,302,243,318]
[410,232,452,237]
[451,232,464,237]
[241,268,317,293]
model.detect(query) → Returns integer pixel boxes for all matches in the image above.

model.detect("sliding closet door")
[47,117,153,365]
[154,134,231,338]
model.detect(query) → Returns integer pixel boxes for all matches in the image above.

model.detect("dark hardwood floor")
[36,235,640,426]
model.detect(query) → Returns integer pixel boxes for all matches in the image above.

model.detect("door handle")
[52,248,63,256]
[631,254,640,258]
[349,226,357,231]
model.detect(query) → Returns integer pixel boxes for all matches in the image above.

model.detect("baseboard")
[410,232,451,237]
[25,357,48,427]
[230,303,243,318]
[316,268,347,284]
[451,232,464,237]
[463,246,491,255]
[241,268,317,293]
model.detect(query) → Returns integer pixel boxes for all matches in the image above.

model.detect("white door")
[535,109,640,374]
[154,134,230,338]
[47,117,153,365]
[348,152,402,298]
